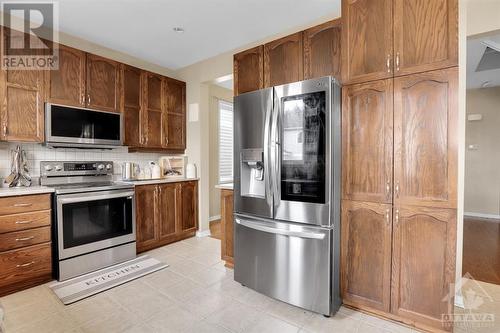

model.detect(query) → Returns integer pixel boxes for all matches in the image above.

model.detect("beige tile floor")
[0,236,498,333]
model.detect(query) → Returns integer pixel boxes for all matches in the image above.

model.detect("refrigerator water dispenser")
[240,149,265,198]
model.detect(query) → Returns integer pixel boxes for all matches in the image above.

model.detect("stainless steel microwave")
[45,103,123,149]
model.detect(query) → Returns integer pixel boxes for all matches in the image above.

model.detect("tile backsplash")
[0,142,175,181]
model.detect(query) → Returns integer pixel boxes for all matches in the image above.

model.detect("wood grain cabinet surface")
[393,0,458,76]
[164,78,186,151]
[233,46,264,96]
[342,79,393,204]
[341,0,393,84]
[144,72,165,149]
[391,205,456,331]
[123,65,144,147]
[341,200,392,313]
[136,181,198,253]
[393,68,457,209]
[0,194,52,296]
[264,32,304,87]
[220,189,234,268]
[86,53,122,113]
[47,44,86,107]
[0,28,46,142]
[303,19,341,80]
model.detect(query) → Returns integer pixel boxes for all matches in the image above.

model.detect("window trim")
[218,99,234,184]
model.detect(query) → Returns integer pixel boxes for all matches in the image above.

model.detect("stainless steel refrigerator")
[233,76,341,316]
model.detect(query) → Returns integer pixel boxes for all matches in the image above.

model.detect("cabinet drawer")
[0,243,52,290]
[0,194,51,215]
[0,210,51,233]
[0,227,51,252]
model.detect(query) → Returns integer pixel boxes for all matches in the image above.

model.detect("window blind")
[219,100,234,184]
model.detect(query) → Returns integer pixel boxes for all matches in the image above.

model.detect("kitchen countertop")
[215,183,233,190]
[121,177,199,186]
[0,185,55,197]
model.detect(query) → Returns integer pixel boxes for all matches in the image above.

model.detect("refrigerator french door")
[233,76,341,316]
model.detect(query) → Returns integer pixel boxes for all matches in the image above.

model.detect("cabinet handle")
[3,123,7,136]
[395,209,400,224]
[13,203,33,208]
[87,94,91,105]
[16,236,35,241]
[16,261,35,268]
[385,209,390,224]
[395,181,400,198]
[386,54,391,73]
[15,220,33,225]
[396,52,400,72]
[386,181,391,198]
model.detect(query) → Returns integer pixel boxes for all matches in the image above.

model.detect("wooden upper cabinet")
[341,200,392,313]
[158,183,178,241]
[264,32,303,87]
[47,44,85,107]
[165,78,186,150]
[0,29,45,142]
[342,79,393,204]
[123,65,143,147]
[391,205,456,331]
[303,19,341,80]
[394,68,457,208]
[342,0,393,84]
[86,54,121,113]
[135,185,158,252]
[144,73,164,148]
[180,181,198,232]
[393,0,458,76]
[233,46,264,95]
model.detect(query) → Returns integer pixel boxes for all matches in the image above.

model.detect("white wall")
[464,87,500,217]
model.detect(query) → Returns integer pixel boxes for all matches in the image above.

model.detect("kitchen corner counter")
[0,186,55,197]
[215,183,233,190]
[121,178,199,186]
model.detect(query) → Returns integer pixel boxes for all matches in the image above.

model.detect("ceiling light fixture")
[173,27,185,33]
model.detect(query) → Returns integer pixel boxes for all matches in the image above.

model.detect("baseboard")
[196,230,211,237]
[464,212,500,221]
[209,215,221,222]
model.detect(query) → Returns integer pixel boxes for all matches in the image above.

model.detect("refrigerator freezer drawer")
[234,215,335,315]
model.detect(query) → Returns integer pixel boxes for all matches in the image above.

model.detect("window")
[218,100,234,184]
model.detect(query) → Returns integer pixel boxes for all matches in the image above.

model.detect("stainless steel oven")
[56,189,135,260]
[45,103,123,149]
[41,161,136,281]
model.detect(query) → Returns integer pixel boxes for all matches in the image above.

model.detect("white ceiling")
[31,0,341,70]
[467,33,500,89]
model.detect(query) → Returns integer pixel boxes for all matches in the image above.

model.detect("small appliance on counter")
[4,145,31,187]
[186,163,197,179]
[121,162,139,180]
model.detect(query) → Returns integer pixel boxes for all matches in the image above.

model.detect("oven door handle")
[57,191,135,204]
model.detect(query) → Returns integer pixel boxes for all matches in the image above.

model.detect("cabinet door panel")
[234,46,264,95]
[86,54,121,113]
[341,0,393,84]
[144,73,164,148]
[391,205,456,331]
[394,68,457,208]
[304,19,341,79]
[181,182,198,232]
[158,183,177,240]
[221,189,234,265]
[48,44,85,107]
[123,65,143,147]
[394,0,458,76]
[342,80,393,203]
[166,114,185,150]
[136,185,158,252]
[264,32,303,87]
[165,78,186,150]
[341,200,392,312]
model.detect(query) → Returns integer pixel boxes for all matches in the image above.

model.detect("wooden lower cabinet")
[220,189,234,268]
[136,181,198,253]
[0,194,52,296]
[391,205,456,332]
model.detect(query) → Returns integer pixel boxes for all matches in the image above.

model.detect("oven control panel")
[40,161,114,177]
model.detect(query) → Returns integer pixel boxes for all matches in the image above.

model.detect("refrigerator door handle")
[264,92,273,208]
[271,89,281,205]
[235,218,326,240]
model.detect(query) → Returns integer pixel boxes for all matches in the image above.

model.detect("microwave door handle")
[235,218,325,240]
[58,191,135,204]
